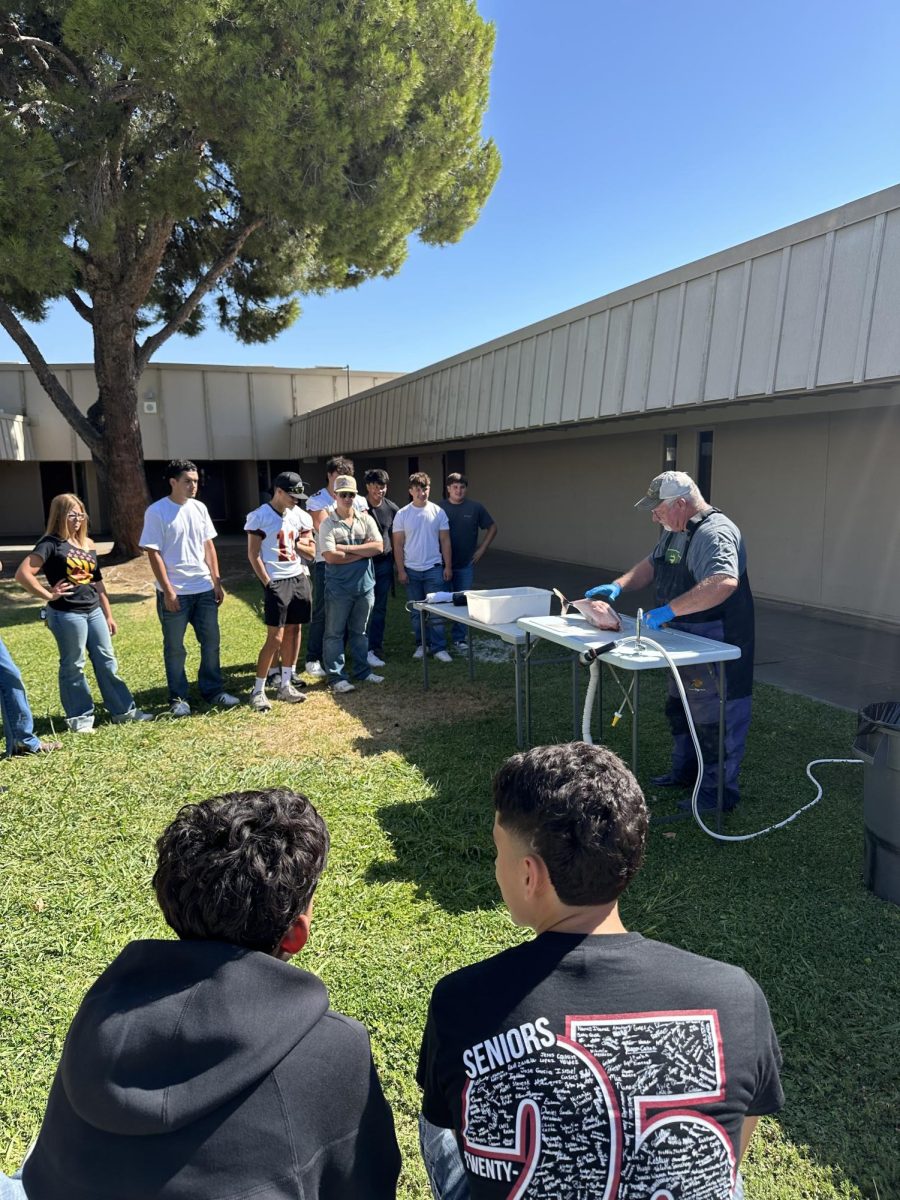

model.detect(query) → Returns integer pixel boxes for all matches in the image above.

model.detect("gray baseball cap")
[634,471,693,509]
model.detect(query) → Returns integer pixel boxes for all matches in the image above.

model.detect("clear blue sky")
[3,0,899,374]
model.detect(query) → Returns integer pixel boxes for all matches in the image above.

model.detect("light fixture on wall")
[143,388,157,414]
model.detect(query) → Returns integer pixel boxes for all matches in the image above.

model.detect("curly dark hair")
[153,788,330,953]
[493,743,647,906]
[164,458,198,484]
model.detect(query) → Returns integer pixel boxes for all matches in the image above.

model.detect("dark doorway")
[39,462,75,522]
[697,431,714,500]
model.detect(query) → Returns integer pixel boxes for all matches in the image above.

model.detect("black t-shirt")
[32,536,102,613]
[418,932,783,1198]
[438,498,494,568]
[366,498,399,562]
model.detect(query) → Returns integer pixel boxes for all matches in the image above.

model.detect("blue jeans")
[46,606,137,730]
[0,1170,25,1199]
[367,557,395,654]
[449,563,475,644]
[0,636,40,756]
[417,1116,746,1200]
[404,565,447,653]
[323,589,374,684]
[156,589,223,702]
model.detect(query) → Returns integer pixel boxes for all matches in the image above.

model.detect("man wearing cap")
[586,470,754,812]
[318,476,385,694]
[244,473,316,711]
[303,456,369,678]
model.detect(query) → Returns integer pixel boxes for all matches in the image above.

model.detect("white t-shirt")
[392,501,449,571]
[244,503,314,580]
[139,497,217,595]
[305,487,369,564]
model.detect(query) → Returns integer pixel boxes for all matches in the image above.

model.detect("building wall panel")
[737,251,782,396]
[545,326,568,425]
[578,311,608,420]
[621,296,655,414]
[713,415,827,607]
[529,335,551,426]
[674,275,715,406]
[464,357,481,437]
[821,405,900,622]
[500,343,520,431]
[818,221,875,384]
[774,235,826,392]
[205,369,254,458]
[600,304,630,417]
[866,208,900,380]
[561,317,588,422]
[646,286,681,410]
[705,263,746,401]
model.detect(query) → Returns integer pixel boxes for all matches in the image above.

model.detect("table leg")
[514,644,524,749]
[571,653,579,741]
[717,659,726,835]
[468,628,475,682]
[632,670,640,775]
[420,608,429,690]
[525,633,532,747]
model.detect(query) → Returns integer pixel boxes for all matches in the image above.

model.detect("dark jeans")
[306,561,327,662]
[368,557,395,653]
[156,589,223,702]
[448,563,474,644]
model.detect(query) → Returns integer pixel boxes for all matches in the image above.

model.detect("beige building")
[0,364,401,536]
[290,185,900,629]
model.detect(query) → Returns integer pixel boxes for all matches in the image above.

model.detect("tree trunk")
[92,297,151,558]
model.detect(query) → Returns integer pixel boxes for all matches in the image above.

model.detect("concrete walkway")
[472,550,900,713]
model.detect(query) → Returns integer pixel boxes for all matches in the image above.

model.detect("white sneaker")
[434,650,453,664]
[276,682,307,704]
[365,673,384,684]
[266,667,282,685]
[305,661,327,678]
[367,650,385,668]
[170,699,191,718]
[113,709,154,723]
[331,679,356,694]
[212,692,240,709]
[248,691,272,712]
[452,641,468,654]
[412,646,425,660]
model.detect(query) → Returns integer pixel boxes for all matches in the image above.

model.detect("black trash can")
[853,701,900,906]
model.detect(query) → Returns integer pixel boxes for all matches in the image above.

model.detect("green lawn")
[0,566,897,1199]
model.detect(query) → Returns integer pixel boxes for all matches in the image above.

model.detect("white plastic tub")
[465,587,552,625]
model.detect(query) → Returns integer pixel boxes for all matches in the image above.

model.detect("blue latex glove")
[585,582,621,601]
[644,604,674,630]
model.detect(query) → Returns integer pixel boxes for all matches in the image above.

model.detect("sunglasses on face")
[67,512,85,520]
[337,492,356,499]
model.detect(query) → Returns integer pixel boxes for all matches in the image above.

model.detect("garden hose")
[580,634,862,843]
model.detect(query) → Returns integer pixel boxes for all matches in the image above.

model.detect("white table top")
[517,613,742,671]
[412,600,527,645]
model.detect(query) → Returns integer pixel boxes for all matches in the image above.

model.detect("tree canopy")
[0,0,499,552]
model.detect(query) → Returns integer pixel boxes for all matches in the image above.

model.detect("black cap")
[272,471,308,499]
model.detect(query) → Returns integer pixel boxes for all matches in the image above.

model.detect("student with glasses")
[16,495,152,733]
[317,475,385,694]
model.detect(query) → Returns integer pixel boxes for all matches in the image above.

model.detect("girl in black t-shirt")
[15,494,151,732]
